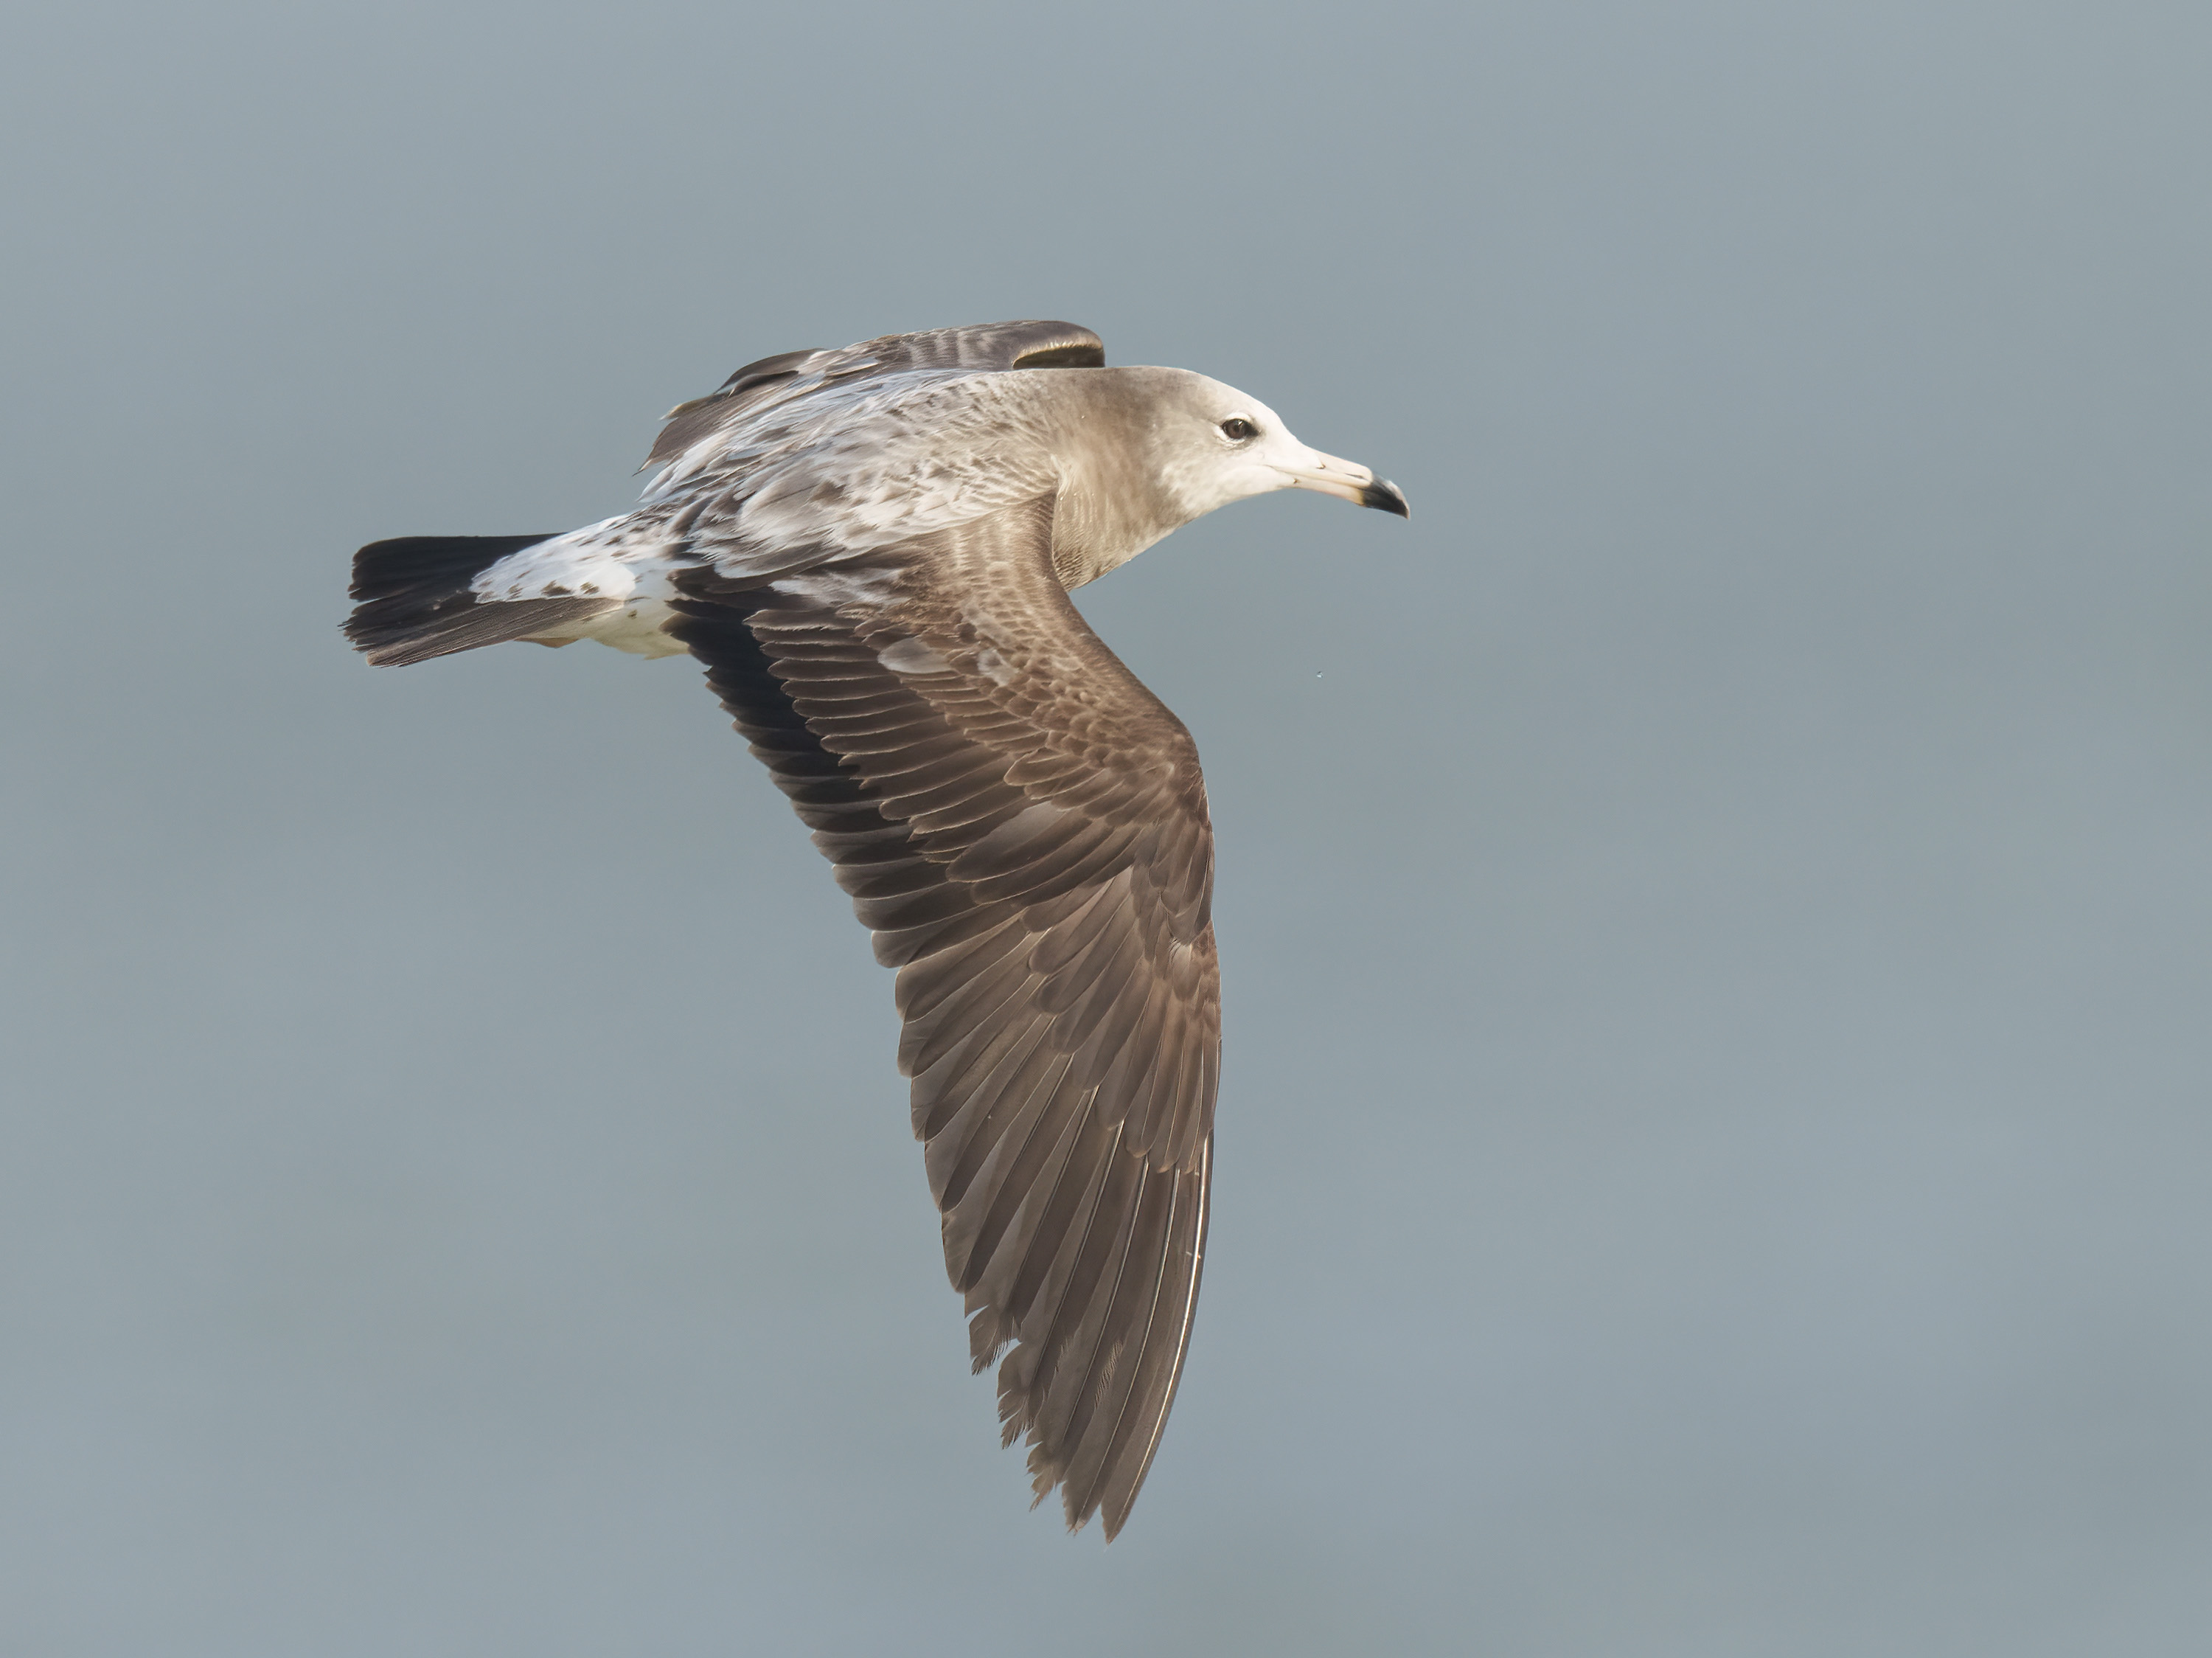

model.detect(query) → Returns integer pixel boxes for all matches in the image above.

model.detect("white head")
[1137,370,1411,525]
[1034,364,1408,586]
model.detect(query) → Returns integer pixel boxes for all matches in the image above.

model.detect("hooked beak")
[1279,449,1411,518]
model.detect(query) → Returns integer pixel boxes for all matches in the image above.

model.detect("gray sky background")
[5,2,2210,1653]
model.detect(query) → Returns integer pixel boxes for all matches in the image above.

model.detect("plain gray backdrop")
[5,1,2209,1653]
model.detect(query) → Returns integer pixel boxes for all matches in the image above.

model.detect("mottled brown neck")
[1041,368,1189,588]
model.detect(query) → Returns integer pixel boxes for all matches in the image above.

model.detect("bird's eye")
[1220,417,1259,442]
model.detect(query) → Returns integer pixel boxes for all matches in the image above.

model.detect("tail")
[345,534,618,667]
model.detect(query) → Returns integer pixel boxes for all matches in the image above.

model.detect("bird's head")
[1141,370,1411,524]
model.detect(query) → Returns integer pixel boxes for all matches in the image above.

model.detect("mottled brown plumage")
[670,496,1215,1533]
[344,320,1405,1537]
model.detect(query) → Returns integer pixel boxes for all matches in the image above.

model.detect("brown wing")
[668,494,1216,1539]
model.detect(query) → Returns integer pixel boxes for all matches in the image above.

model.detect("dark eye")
[1220,417,1259,442]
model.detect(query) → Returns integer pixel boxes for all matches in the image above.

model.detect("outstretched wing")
[670,493,1216,1539]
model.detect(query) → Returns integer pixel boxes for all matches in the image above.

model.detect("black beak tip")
[1360,478,1411,518]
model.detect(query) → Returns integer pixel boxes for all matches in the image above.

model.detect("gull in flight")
[345,320,1408,1537]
